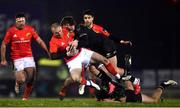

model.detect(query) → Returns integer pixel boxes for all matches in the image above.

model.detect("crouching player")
[96,78,177,103]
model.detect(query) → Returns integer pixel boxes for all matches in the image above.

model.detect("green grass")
[0,98,180,107]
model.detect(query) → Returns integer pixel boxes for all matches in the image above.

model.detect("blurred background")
[0,0,179,98]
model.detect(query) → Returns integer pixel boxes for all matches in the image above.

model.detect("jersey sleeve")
[3,29,12,44]
[31,27,40,40]
[49,38,58,53]
[101,28,110,37]
[93,24,110,38]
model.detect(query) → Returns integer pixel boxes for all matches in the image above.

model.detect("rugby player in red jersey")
[49,17,101,97]
[49,16,128,100]
[0,13,50,101]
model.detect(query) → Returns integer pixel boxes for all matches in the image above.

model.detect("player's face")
[15,17,26,30]
[83,15,94,27]
[63,24,75,32]
[67,24,75,32]
[54,26,63,38]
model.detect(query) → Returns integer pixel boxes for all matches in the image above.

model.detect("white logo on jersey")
[13,34,17,37]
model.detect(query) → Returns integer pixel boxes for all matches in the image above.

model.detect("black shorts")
[99,39,117,58]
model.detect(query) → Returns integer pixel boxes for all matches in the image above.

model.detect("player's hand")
[0,60,8,66]
[70,40,78,49]
[66,44,78,57]
[120,40,132,46]
[47,52,51,59]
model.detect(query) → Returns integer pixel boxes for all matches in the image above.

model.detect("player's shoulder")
[24,25,35,30]
[51,35,60,41]
[93,24,104,29]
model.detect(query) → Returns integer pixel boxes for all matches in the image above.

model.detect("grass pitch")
[0,98,180,107]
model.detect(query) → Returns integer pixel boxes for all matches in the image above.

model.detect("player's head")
[54,26,63,38]
[51,22,60,34]
[83,10,94,27]
[60,16,76,32]
[15,12,26,30]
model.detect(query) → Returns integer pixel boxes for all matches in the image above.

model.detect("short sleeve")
[3,30,12,44]
[31,27,40,40]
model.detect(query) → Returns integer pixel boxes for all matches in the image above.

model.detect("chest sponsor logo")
[26,33,31,37]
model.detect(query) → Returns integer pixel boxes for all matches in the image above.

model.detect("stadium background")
[0,0,179,98]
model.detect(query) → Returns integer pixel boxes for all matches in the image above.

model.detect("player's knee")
[16,78,25,84]
[25,68,36,83]
[101,58,109,65]
[71,74,80,82]
[117,68,124,75]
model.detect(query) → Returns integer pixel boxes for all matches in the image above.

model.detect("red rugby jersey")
[49,28,75,54]
[3,25,39,60]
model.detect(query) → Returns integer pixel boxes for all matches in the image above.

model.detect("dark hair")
[51,22,60,28]
[15,12,26,19]
[60,16,76,26]
[83,10,95,17]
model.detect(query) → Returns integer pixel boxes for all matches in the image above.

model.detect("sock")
[81,77,87,85]
[108,83,115,94]
[105,63,120,79]
[59,86,66,94]
[97,71,111,82]
[88,79,95,95]
[133,78,140,85]
[23,83,33,99]
[159,82,167,89]
[89,87,95,95]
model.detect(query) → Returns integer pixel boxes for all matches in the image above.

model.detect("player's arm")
[1,30,12,65]
[36,37,51,59]
[98,25,132,46]
[32,28,51,58]
[120,40,132,46]
[109,35,132,46]
[1,41,7,65]
[101,28,110,37]
[49,40,66,60]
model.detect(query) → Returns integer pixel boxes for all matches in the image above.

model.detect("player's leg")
[14,71,26,94]
[142,80,177,103]
[22,67,35,101]
[90,51,122,79]
[120,81,142,102]
[141,89,162,103]
[13,59,26,94]
[89,65,112,82]
[108,55,125,76]
[22,57,36,100]
[59,77,74,100]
